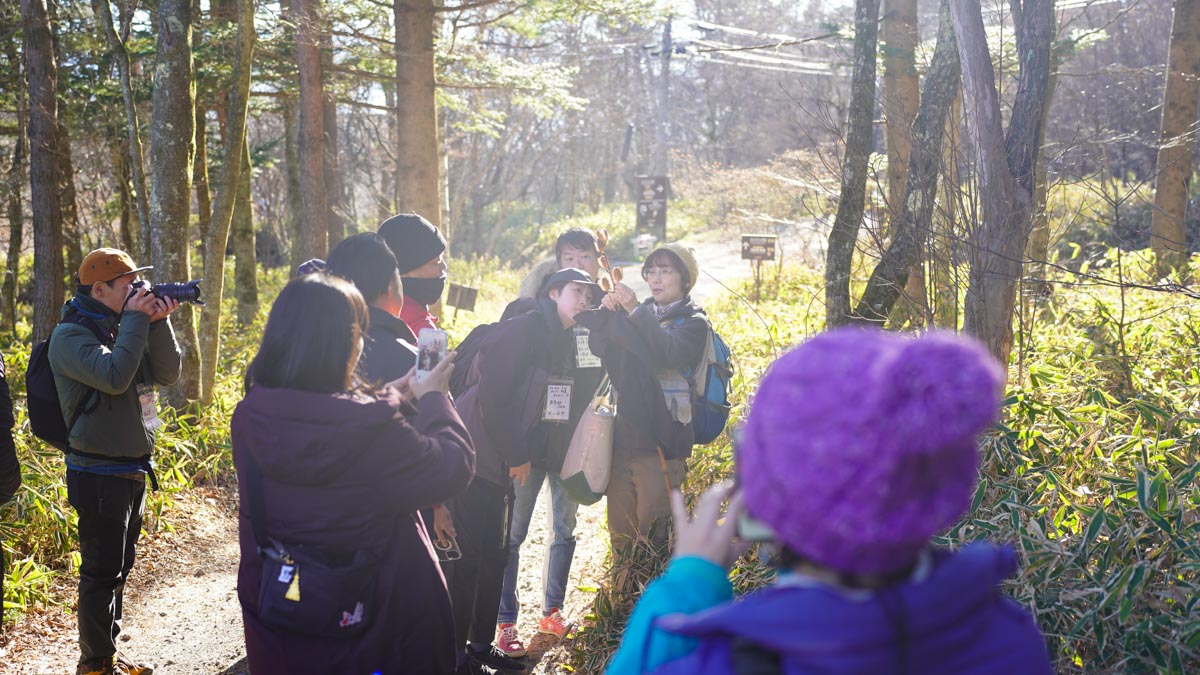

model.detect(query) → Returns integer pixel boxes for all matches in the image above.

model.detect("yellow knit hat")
[644,244,700,293]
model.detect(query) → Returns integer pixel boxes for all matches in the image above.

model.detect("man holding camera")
[49,248,182,675]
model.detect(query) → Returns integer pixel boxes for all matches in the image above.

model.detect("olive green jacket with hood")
[48,294,182,464]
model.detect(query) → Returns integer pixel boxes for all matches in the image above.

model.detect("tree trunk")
[394,0,442,228]
[653,15,672,177]
[854,0,959,325]
[1150,0,1200,276]
[882,0,924,325]
[824,0,882,328]
[194,102,212,259]
[953,0,1053,366]
[150,0,199,403]
[4,100,25,334]
[320,28,347,247]
[293,0,328,261]
[48,0,82,274]
[933,89,962,329]
[92,0,149,262]
[109,132,135,253]
[23,0,64,343]
[233,141,258,325]
[284,95,304,270]
[882,0,919,221]
[198,0,253,406]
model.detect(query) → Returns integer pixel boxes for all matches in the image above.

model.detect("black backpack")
[447,322,496,399]
[26,313,110,451]
[447,301,547,399]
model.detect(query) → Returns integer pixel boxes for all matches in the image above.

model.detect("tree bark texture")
[48,0,82,274]
[150,0,199,402]
[3,28,26,333]
[23,0,64,343]
[320,28,347,247]
[1150,0,1200,275]
[284,95,304,270]
[294,0,329,260]
[881,0,924,324]
[824,0,881,328]
[233,141,258,326]
[92,0,150,262]
[882,0,919,219]
[4,102,25,333]
[855,0,959,325]
[933,89,962,329]
[199,0,254,405]
[653,16,672,178]
[194,103,212,259]
[952,0,1053,366]
[394,0,442,229]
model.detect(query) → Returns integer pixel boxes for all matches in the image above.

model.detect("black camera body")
[131,279,204,305]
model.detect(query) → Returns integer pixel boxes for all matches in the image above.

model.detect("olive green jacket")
[48,294,181,463]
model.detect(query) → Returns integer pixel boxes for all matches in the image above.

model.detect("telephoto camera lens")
[150,280,204,305]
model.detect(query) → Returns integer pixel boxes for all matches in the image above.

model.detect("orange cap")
[78,248,153,285]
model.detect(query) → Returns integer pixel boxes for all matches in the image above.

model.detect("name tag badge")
[137,383,162,433]
[575,328,601,369]
[543,377,574,422]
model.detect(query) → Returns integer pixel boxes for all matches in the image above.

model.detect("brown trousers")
[605,450,687,553]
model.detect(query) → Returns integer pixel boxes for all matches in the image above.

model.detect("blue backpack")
[676,318,733,445]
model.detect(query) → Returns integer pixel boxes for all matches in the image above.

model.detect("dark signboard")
[741,234,777,261]
[635,176,669,239]
[446,283,478,311]
[636,175,670,201]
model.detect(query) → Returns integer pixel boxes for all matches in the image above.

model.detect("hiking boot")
[537,608,571,638]
[470,643,527,671]
[75,660,113,675]
[113,651,154,675]
[496,623,527,658]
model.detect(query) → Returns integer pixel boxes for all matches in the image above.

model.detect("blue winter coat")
[607,543,1053,675]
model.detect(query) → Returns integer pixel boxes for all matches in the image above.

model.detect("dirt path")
[0,482,608,675]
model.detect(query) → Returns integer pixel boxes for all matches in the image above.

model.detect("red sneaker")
[537,609,571,638]
[496,623,527,658]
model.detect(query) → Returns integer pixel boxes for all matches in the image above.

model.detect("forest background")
[3,0,1200,671]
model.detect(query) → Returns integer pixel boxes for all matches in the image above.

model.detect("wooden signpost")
[741,234,777,302]
[636,176,669,241]
[446,282,479,319]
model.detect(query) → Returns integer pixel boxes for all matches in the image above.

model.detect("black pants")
[66,470,146,666]
[445,478,513,648]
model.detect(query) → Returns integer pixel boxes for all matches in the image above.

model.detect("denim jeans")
[497,467,578,624]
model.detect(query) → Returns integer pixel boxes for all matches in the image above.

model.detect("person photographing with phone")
[606,329,1054,674]
[232,274,474,674]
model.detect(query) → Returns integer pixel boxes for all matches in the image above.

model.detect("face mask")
[403,275,446,306]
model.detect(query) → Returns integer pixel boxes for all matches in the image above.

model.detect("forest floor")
[0,219,823,675]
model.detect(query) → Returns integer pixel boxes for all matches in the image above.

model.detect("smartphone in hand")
[416,328,448,382]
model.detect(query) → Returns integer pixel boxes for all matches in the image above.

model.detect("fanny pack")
[243,452,379,639]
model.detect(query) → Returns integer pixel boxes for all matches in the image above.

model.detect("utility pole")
[653,15,672,177]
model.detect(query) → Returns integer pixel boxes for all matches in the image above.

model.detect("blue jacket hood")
[653,543,1051,674]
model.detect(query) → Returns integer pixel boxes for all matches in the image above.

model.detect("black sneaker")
[455,662,498,675]
[469,644,527,672]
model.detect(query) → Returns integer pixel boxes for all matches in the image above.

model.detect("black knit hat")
[377,213,447,274]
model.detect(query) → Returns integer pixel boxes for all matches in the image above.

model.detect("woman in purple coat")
[232,274,474,674]
[607,329,1054,674]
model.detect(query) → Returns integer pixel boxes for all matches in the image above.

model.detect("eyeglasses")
[642,266,677,279]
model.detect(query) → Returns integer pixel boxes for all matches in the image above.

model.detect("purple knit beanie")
[737,328,1005,575]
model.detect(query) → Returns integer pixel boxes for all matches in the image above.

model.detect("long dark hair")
[244,274,370,393]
